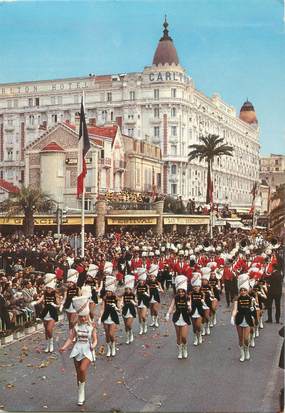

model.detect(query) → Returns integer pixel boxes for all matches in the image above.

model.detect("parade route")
[0,293,283,412]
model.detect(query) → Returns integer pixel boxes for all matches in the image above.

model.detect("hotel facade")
[0,19,260,208]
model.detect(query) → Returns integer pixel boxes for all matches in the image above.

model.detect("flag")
[77,99,90,198]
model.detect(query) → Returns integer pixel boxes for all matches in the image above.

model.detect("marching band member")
[59,296,97,406]
[61,269,80,329]
[37,273,60,353]
[136,267,150,335]
[200,268,213,336]
[99,275,120,357]
[148,264,163,328]
[121,274,136,344]
[189,273,204,346]
[85,265,101,321]
[231,274,255,362]
[208,269,222,327]
[165,275,191,359]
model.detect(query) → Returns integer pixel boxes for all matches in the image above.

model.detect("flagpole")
[80,91,85,258]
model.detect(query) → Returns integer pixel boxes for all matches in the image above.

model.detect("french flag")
[77,99,90,198]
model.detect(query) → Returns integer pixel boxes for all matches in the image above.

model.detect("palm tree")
[1,185,55,236]
[188,134,234,205]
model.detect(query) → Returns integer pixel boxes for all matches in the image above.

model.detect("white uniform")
[70,324,95,362]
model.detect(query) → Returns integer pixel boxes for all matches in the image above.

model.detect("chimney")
[116,116,122,128]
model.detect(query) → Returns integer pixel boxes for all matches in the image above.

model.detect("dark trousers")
[224,280,235,306]
[267,293,282,322]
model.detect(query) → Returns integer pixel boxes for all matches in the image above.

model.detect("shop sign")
[107,217,157,225]
[164,216,209,225]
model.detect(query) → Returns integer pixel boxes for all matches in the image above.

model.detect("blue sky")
[0,0,284,154]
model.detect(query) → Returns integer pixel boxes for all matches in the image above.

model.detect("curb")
[0,315,65,348]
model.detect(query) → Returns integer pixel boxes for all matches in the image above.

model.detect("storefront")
[163,215,210,233]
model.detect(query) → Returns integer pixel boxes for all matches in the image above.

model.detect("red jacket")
[223,266,234,281]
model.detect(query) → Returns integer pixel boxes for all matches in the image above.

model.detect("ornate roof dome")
[239,100,258,124]
[152,17,179,66]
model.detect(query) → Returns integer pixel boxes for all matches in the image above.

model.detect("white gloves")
[165,313,170,321]
[97,318,102,326]
[230,316,235,326]
[59,304,64,312]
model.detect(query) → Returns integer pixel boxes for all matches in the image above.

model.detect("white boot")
[49,338,54,353]
[182,344,188,359]
[143,322,148,334]
[213,313,217,326]
[198,332,203,344]
[177,344,183,359]
[201,325,206,336]
[129,330,134,343]
[259,316,264,329]
[245,345,250,360]
[209,317,214,328]
[139,323,144,335]
[250,334,255,348]
[44,340,50,353]
[125,331,130,345]
[150,316,155,327]
[255,326,259,338]
[154,316,159,328]
[193,334,198,346]
[239,346,245,362]
[106,344,111,357]
[111,342,116,357]
[206,323,211,335]
[77,382,85,406]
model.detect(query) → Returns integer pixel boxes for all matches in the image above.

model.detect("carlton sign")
[148,72,190,84]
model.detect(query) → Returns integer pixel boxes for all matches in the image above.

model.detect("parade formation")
[1,229,282,406]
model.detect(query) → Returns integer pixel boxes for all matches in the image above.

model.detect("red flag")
[77,99,90,198]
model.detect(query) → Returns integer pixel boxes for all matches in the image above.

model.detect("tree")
[1,186,55,236]
[188,134,233,205]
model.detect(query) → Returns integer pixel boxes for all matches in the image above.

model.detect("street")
[0,292,283,413]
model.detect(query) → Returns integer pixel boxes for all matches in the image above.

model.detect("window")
[74,95,79,104]
[110,111,114,121]
[171,107,176,117]
[171,126,177,136]
[7,100,12,109]
[84,199,92,211]
[20,170,24,183]
[171,184,177,195]
[52,114,58,123]
[8,119,13,126]
[171,164,177,174]
[107,92,112,102]
[136,168,140,185]
[157,173,161,190]
[51,97,56,105]
[57,96,62,105]
[29,115,34,125]
[13,100,18,108]
[57,159,64,177]
[28,98,33,107]
[7,148,13,161]
[0,170,3,179]
[154,89,159,100]
[102,110,107,122]
[171,88,176,98]
[35,97,40,107]
[130,91,135,100]
[154,126,160,138]
[65,170,71,188]
[128,128,134,137]
[100,149,105,159]
[275,159,279,165]
[154,107,159,118]
[170,145,177,155]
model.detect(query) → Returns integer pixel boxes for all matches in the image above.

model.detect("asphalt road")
[0,291,283,413]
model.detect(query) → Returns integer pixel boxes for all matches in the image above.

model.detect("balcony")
[149,117,162,124]
[26,124,37,130]
[113,160,126,171]
[169,136,178,144]
[4,125,14,132]
[99,157,111,168]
